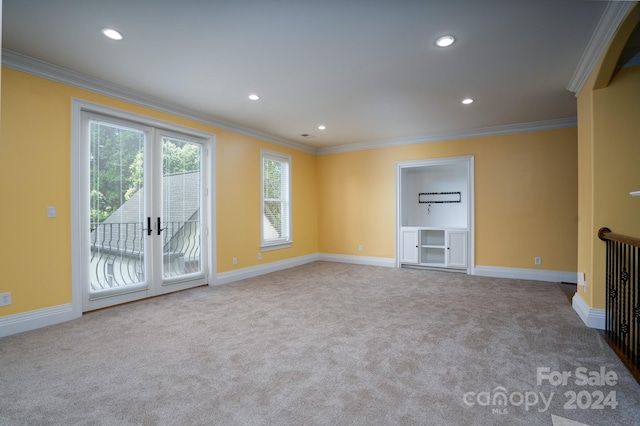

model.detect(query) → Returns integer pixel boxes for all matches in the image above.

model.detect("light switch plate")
[0,292,11,307]
[577,272,586,288]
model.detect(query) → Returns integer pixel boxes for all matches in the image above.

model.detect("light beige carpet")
[1,262,638,425]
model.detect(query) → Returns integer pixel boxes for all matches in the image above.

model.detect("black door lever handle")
[157,217,166,235]
[145,217,152,236]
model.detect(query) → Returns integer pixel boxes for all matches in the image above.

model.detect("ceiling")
[2,0,614,151]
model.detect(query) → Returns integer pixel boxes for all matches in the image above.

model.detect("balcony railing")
[90,221,200,291]
[598,227,640,379]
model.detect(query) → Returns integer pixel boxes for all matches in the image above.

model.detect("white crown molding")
[567,1,635,95]
[3,48,579,157]
[316,117,577,155]
[1,49,316,155]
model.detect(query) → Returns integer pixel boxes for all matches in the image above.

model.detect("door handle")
[157,217,166,235]
[144,217,153,236]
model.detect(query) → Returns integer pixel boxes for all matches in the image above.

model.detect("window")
[261,150,292,250]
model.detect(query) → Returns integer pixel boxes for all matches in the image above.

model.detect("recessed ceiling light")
[318,125,327,130]
[101,28,123,41]
[462,98,474,105]
[248,94,260,101]
[435,35,455,48]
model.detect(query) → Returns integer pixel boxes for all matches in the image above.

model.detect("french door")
[81,111,210,311]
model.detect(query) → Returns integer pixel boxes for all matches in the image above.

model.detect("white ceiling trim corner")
[567,0,635,95]
[1,49,315,155]
[1,46,578,158]
[316,117,577,156]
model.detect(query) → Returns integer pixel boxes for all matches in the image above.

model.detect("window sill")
[261,241,292,252]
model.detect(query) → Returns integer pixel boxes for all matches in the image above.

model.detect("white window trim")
[260,149,292,251]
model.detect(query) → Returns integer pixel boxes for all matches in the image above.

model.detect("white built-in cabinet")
[400,227,467,269]
[397,156,473,273]
[400,228,420,264]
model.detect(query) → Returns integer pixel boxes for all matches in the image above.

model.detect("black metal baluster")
[612,240,616,335]
[599,228,640,372]
[629,247,640,367]
[623,243,630,358]
[618,242,624,349]
[607,240,611,336]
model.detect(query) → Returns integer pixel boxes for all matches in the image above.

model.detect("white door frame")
[395,155,474,274]
[70,99,217,316]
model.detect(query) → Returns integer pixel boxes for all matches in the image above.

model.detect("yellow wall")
[0,67,318,316]
[577,74,595,304]
[3,8,638,329]
[0,65,580,321]
[576,3,640,310]
[590,65,640,309]
[215,132,318,270]
[592,65,640,236]
[318,128,579,272]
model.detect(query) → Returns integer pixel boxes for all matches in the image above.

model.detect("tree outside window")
[261,150,291,249]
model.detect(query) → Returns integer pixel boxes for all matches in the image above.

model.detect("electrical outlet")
[535,257,542,265]
[232,257,238,266]
[358,245,363,252]
[0,292,12,307]
[258,253,262,261]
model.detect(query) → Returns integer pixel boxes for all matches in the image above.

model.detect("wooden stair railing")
[598,227,640,383]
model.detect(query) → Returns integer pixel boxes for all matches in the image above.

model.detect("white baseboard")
[215,254,395,286]
[0,304,77,338]
[474,265,577,283]
[0,259,589,338]
[318,253,396,268]
[0,255,320,338]
[572,292,606,330]
[215,254,320,286]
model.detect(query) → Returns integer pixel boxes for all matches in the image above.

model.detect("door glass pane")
[89,120,146,293]
[161,137,202,279]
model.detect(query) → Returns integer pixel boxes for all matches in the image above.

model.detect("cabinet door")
[447,231,467,268]
[400,229,419,264]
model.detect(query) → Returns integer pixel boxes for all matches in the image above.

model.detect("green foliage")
[125,150,144,201]
[90,122,201,223]
[89,190,112,223]
[263,158,282,199]
[263,158,284,236]
[90,123,143,223]
[162,138,200,175]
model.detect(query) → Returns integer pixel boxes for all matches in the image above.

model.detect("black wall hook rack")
[418,191,461,204]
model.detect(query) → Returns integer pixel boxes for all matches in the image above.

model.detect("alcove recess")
[401,163,468,229]
[397,157,473,272]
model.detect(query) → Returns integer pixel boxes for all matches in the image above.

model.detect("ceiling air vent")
[300,134,316,138]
